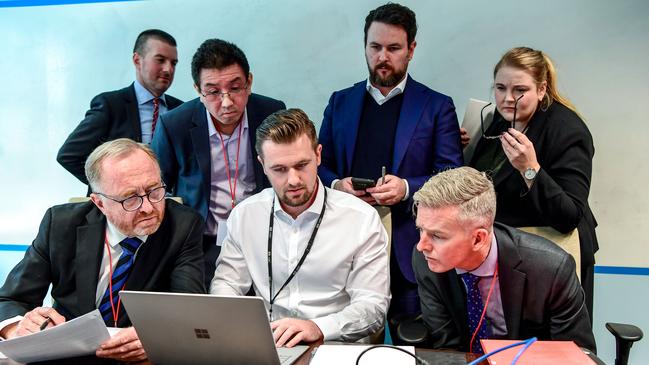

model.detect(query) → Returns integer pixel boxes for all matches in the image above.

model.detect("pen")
[39,317,52,331]
[381,166,386,185]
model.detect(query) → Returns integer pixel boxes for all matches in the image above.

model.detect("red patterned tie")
[151,97,160,135]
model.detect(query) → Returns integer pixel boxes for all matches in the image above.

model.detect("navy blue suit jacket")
[151,94,285,221]
[318,76,463,282]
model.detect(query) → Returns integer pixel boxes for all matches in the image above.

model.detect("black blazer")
[151,94,286,222]
[56,83,183,185]
[470,103,598,269]
[413,223,596,352]
[0,199,205,327]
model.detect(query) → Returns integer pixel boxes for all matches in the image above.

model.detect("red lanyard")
[104,235,125,327]
[468,264,499,353]
[214,120,243,208]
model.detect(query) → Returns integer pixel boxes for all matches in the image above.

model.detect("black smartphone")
[351,177,376,190]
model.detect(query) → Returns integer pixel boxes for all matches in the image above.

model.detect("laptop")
[120,291,309,365]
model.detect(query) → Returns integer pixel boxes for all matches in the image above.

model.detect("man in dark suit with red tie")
[57,29,183,187]
[0,139,204,362]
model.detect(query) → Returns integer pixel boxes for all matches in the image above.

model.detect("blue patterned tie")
[99,237,142,324]
[460,272,490,353]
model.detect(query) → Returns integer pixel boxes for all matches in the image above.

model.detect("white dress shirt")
[210,180,391,341]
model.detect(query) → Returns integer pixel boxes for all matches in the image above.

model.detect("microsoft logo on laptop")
[194,328,211,339]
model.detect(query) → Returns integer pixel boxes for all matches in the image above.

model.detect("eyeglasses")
[95,185,166,212]
[481,94,524,139]
[200,83,248,102]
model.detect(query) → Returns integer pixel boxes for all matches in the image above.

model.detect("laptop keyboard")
[278,354,291,364]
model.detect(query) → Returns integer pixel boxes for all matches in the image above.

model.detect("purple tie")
[460,272,490,353]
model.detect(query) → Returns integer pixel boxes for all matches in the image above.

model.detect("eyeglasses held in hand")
[481,94,524,139]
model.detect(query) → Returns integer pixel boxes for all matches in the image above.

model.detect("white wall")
[1,0,648,362]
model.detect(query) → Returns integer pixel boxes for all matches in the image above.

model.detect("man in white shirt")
[211,108,390,347]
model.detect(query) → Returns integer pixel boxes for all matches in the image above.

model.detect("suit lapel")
[125,84,142,141]
[245,95,266,190]
[189,100,212,202]
[393,77,426,173]
[496,226,526,338]
[344,83,367,171]
[444,271,469,341]
[75,208,105,315]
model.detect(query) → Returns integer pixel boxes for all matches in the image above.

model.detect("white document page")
[310,345,416,365]
[461,98,496,163]
[0,309,110,363]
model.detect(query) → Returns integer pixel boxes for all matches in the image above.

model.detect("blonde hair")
[85,138,160,192]
[494,46,578,114]
[414,167,496,228]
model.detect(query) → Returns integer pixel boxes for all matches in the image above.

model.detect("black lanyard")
[267,188,327,320]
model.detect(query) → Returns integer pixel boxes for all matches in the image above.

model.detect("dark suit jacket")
[57,83,183,185]
[318,76,463,282]
[151,94,286,222]
[470,102,598,270]
[413,223,596,352]
[0,199,205,327]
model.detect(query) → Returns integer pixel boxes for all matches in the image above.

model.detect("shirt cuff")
[310,315,340,341]
[0,315,23,339]
[331,179,340,189]
[401,178,410,201]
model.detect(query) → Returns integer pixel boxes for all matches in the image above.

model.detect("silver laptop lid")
[120,291,306,365]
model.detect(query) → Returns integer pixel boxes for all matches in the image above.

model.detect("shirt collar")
[273,178,325,220]
[133,79,166,106]
[105,219,148,248]
[207,108,249,137]
[456,232,498,277]
[365,73,409,105]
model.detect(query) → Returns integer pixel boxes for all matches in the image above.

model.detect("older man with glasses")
[152,39,285,287]
[0,138,205,362]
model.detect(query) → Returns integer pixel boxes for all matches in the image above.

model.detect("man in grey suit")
[0,139,204,362]
[57,29,183,186]
[412,167,595,353]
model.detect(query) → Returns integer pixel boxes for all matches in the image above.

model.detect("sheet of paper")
[310,345,416,365]
[0,350,6,359]
[461,98,495,163]
[0,309,110,363]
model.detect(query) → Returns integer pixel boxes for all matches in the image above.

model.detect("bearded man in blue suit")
[318,3,463,340]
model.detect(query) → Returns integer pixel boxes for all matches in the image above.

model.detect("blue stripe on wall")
[0,244,30,251]
[594,266,649,276]
[0,0,138,8]
[1,243,649,275]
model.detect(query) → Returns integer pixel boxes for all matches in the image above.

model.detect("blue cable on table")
[467,337,537,365]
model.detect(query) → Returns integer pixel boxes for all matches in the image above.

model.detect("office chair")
[606,322,644,365]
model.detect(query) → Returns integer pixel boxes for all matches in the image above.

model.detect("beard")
[368,62,407,88]
[280,184,313,208]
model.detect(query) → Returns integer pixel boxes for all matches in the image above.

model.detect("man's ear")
[472,227,490,251]
[315,144,322,166]
[90,193,106,214]
[257,155,267,174]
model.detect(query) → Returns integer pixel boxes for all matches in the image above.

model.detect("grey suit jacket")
[413,222,596,352]
[0,199,205,328]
